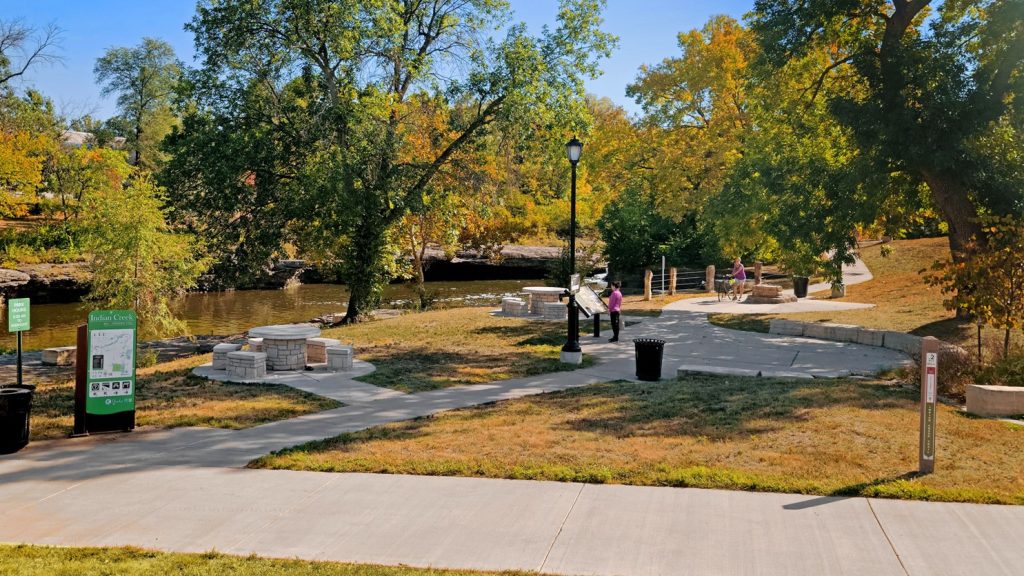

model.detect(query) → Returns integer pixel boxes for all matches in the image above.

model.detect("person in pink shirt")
[608,281,622,342]
[731,257,747,300]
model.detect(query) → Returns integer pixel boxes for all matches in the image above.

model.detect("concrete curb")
[768,319,965,359]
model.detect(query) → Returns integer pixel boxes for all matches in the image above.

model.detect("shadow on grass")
[550,375,915,441]
[356,345,576,393]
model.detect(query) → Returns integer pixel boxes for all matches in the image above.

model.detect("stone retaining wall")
[768,319,962,358]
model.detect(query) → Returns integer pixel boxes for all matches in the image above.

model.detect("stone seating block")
[306,337,342,363]
[883,331,922,356]
[856,329,886,347]
[769,319,805,336]
[541,301,567,321]
[751,284,783,298]
[41,346,76,366]
[247,337,263,352]
[327,345,353,372]
[967,385,1024,417]
[226,350,267,380]
[213,342,243,370]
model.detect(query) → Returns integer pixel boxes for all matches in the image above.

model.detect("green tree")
[82,171,208,338]
[749,0,1024,261]
[94,38,180,170]
[167,0,616,322]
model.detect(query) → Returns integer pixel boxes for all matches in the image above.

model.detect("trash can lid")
[632,338,666,345]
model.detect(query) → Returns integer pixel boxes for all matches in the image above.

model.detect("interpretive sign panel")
[86,310,137,416]
[575,285,609,318]
[8,298,29,332]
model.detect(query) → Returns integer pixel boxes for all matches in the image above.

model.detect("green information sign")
[85,310,137,416]
[8,298,29,332]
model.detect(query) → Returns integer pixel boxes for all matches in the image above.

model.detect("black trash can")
[0,384,35,454]
[633,338,666,381]
[792,276,810,299]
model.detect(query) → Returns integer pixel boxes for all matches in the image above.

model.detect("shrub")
[977,351,1024,388]
[906,345,976,400]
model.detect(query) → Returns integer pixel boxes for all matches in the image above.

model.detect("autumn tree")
[94,38,181,170]
[928,216,1024,358]
[166,0,616,322]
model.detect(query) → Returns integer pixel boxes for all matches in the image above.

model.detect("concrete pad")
[665,297,875,315]
[542,485,906,576]
[870,498,1024,576]
[231,473,581,572]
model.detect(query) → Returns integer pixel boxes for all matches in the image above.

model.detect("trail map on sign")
[88,329,135,379]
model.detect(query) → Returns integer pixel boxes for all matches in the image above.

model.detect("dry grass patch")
[0,545,527,576]
[29,353,338,440]
[321,307,592,393]
[253,375,1024,504]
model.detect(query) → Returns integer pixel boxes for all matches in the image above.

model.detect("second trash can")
[0,384,35,454]
[633,338,666,381]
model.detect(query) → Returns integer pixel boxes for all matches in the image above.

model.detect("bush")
[977,351,1024,388]
[906,346,976,400]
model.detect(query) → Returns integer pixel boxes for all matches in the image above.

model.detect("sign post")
[74,310,137,434]
[919,337,940,474]
[7,298,30,386]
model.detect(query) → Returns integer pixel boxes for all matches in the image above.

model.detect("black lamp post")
[561,137,583,364]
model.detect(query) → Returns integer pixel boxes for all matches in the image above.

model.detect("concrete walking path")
[2,255,1021,575]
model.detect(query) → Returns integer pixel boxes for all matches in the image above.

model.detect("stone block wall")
[263,338,306,371]
[768,319,964,360]
[227,351,267,380]
[966,385,1024,417]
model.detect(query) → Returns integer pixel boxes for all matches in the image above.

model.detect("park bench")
[227,350,267,380]
[247,337,263,352]
[326,345,353,372]
[501,297,528,316]
[212,342,243,370]
[306,337,341,363]
[541,301,567,321]
[41,346,76,366]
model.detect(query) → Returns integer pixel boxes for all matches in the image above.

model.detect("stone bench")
[227,350,267,380]
[967,385,1024,418]
[501,297,528,316]
[213,343,243,370]
[247,337,263,352]
[327,345,353,372]
[746,284,797,304]
[306,337,342,363]
[41,346,76,366]
[541,301,567,321]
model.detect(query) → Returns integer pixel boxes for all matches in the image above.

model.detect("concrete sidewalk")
[1,466,1022,575]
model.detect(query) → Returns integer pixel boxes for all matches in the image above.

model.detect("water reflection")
[5,280,535,350]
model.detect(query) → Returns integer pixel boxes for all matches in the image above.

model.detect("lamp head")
[565,137,583,164]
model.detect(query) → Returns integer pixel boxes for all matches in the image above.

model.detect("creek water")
[4,280,535,351]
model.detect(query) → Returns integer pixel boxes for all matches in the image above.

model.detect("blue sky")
[10,0,752,120]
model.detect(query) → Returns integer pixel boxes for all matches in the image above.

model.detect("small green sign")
[85,310,137,416]
[7,298,29,332]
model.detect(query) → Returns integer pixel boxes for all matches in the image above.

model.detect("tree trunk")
[919,169,983,259]
[341,218,390,324]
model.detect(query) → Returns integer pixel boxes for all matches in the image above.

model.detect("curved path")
[0,257,1019,575]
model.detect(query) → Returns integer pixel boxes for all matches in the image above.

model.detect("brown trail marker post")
[919,337,940,474]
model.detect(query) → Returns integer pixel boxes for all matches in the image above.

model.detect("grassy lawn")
[321,307,593,393]
[252,375,1024,505]
[0,545,525,576]
[707,237,1023,356]
[30,355,340,441]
